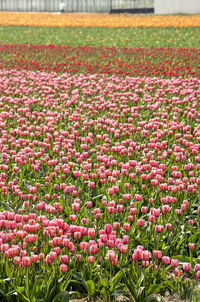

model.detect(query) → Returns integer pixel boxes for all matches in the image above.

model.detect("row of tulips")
[0,44,200,78]
[0,13,200,28]
[1,208,200,301]
[0,210,200,281]
[0,69,200,301]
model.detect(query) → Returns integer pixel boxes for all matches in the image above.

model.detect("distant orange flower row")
[0,12,200,27]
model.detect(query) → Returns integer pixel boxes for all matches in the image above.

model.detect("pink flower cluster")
[0,70,199,278]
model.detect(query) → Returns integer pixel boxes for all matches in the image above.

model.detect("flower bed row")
[0,44,200,78]
[1,12,200,28]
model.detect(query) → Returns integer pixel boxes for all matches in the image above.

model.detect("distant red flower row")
[0,44,199,78]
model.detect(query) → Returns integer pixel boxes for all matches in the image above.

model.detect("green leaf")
[189,233,199,243]
[60,292,70,302]
[123,272,137,301]
[15,290,30,302]
[2,278,12,283]
[146,284,164,296]
[46,282,58,302]
[25,269,30,299]
[110,271,122,293]
[137,271,144,288]
[164,279,176,292]
[99,278,107,287]
[143,296,161,302]
[5,260,12,279]
[45,274,56,299]
[31,277,44,301]
[101,287,109,301]
[15,287,25,294]
[92,194,103,200]
[85,280,95,298]
[82,265,90,282]
[5,290,18,297]
[53,291,69,302]
[173,255,190,264]
[67,280,83,292]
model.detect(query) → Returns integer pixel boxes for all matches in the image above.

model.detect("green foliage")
[85,280,95,299]
[0,26,199,48]
[122,264,176,302]
[177,278,200,302]
[0,270,72,302]
[98,270,127,302]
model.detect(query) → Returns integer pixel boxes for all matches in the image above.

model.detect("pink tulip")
[60,264,68,273]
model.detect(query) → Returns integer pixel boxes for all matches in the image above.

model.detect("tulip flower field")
[0,12,200,28]
[0,13,200,302]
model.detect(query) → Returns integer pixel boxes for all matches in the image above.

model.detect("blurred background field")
[0,26,200,48]
[0,12,200,27]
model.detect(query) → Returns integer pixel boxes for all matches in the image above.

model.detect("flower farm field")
[0,12,200,302]
[0,26,200,48]
[0,13,200,28]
